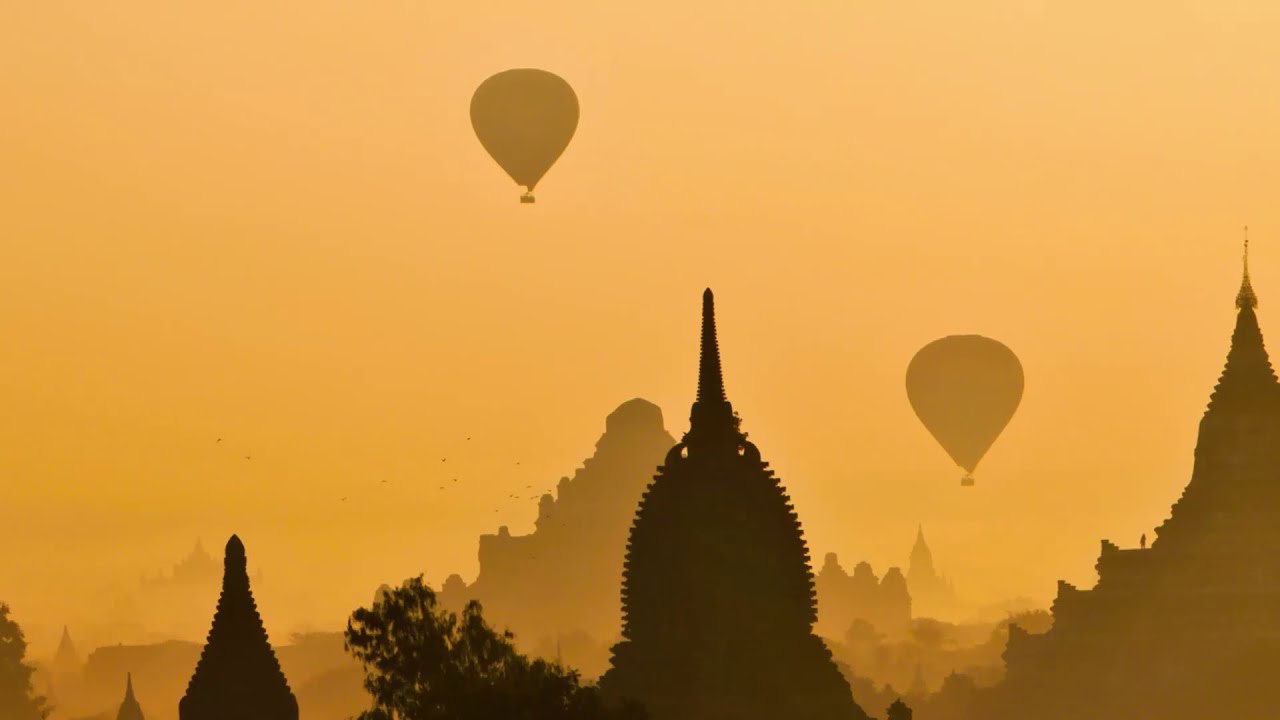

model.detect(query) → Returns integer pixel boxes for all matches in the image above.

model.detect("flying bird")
[216,438,222,444]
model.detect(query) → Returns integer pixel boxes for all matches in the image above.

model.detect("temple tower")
[52,626,80,676]
[906,526,955,617]
[115,673,145,720]
[599,290,868,720]
[992,239,1280,719]
[179,535,298,720]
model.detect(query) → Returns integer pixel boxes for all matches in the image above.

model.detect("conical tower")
[993,239,1280,719]
[1155,234,1280,551]
[907,526,935,584]
[52,626,80,675]
[599,290,869,720]
[115,673,145,720]
[179,535,298,720]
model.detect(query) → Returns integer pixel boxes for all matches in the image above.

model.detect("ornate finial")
[1238,226,1258,310]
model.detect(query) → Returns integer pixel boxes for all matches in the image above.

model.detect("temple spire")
[697,289,727,403]
[686,289,741,448]
[1205,233,1278,416]
[116,673,145,720]
[1237,226,1257,310]
[179,534,298,720]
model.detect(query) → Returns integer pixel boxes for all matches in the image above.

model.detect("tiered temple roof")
[599,290,869,720]
[179,535,297,720]
[990,246,1280,719]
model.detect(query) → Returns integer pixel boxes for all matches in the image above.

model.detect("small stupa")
[179,535,298,720]
[115,673,145,720]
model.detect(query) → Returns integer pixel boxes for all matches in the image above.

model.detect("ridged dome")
[599,290,868,720]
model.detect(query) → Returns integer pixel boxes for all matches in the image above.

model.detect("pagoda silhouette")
[988,241,1280,719]
[115,673,144,720]
[179,535,298,720]
[599,290,869,720]
[905,526,956,617]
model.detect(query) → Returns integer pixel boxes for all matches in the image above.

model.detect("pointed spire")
[116,673,145,720]
[1237,226,1257,310]
[685,289,743,449]
[697,289,726,404]
[54,626,80,673]
[1207,235,1278,416]
[180,534,298,720]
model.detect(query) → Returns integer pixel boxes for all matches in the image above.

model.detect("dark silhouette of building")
[816,553,913,640]
[114,673,144,720]
[988,249,1280,719]
[179,535,298,720]
[905,527,956,618]
[598,290,869,720]
[437,398,675,677]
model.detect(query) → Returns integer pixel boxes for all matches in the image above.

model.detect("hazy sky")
[4,0,1280,654]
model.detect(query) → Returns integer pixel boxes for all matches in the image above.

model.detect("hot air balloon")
[470,69,579,204]
[906,335,1024,487]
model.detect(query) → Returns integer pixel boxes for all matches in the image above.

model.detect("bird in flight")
[216,438,222,444]
[245,456,252,461]
[341,497,348,502]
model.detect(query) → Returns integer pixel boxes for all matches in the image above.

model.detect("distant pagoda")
[52,626,80,676]
[905,526,956,617]
[599,290,869,720]
[115,673,145,720]
[179,535,298,720]
[990,240,1280,719]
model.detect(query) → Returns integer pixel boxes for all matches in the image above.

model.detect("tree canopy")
[0,603,50,720]
[344,576,643,720]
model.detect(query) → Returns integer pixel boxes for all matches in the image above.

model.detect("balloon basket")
[520,192,536,204]
[960,474,975,487]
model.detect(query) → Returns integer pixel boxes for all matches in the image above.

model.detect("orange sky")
[3,0,1280,654]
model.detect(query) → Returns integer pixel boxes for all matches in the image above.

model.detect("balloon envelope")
[470,69,579,198]
[906,335,1024,475]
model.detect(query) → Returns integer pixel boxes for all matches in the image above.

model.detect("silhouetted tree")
[345,576,644,720]
[0,603,50,720]
[886,698,913,720]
